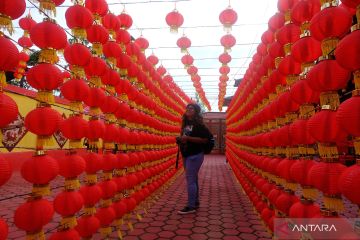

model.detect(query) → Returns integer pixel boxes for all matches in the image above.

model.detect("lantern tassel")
[60,216,77,229]
[39,1,57,16]
[127,221,134,231]
[321,38,338,56]
[83,206,96,216]
[354,138,360,156]
[0,15,14,35]
[64,178,80,190]
[100,227,112,236]
[117,230,123,239]
[354,70,360,90]
[92,43,103,56]
[26,230,45,240]
[70,65,86,78]
[71,28,87,40]
[302,187,318,201]
[89,77,102,87]
[39,49,58,64]
[323,195,344,212]
[0,71,7,88]
[36,135,55,149]
[32,184,51,197]
[85,174,97,184]
[285,182,298,192]
[36,91,54,104]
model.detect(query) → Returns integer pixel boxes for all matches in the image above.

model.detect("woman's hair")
[181,103,204,132]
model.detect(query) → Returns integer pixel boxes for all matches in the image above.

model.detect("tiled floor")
[119,154,272,240]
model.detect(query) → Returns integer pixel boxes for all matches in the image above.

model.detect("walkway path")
[121,154,272,240]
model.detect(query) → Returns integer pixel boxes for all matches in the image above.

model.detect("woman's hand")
[179,136,189,143]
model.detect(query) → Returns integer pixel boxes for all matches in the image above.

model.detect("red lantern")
[219,6,238,32]
[0,218,8,240]
[64,43,92,76]
[30,20,67,64]
[0,36,19,86]
[85,0,108,17]
[54,191,84,217]
[309,162,346,210]
[26,63,63,102]
[25,106,62,137]
[86,25,109,55]
[101,69,121,87]
[49,229,80,240]
[278,55,301,76]
[116,29,131,48]
[14,199,54,233]
[99,180,117,199]
[86,119,105,141]
[135,36,149,52]
[84,152,103,174]
[335,30,360,72]
[165,9,184,33]
[65,5,93,39]
[219,66,230,75]
[181,54,194,68]
[95,207,116,228]
[220,34,236,52]
[338,164,360,205]
[268,12,285,32]
[277,23,301,47]
[306,59,351,92]
[18,36,33,49]
[75,216,100,238]
[337,96,360,137]
[21,153,59,185]
[219,52,232,65]
[291,0,321,27]
[147,54,159,66]
[290,79,320,105]
[291,36,322,64]
[58,154,86,179]
[102,13,120,37]
[156,65,167,76]
[0,156,12,187]
[61,78,89,103]
[177,35,191,53]
[308,109,347,143]
[0,92,18,128]
[289,199,321,218]
[19,14,37,31]
[310,6,352,56]
[187,66,198,76]
[79,185,103,206]
[277,0,299,13]
[0,0,26,33]
[261,30,274,45]
[290,119,315,145]
[275,191,299,215]
[118,11,133,30]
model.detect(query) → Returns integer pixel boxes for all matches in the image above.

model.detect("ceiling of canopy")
[14,0,278,112]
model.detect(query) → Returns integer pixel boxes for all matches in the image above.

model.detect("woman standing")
[177,103,211,214]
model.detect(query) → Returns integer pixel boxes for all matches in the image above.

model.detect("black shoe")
[178,206,196,215]
[195,202,200,209]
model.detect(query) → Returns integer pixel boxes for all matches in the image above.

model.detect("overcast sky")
[13,0,278,112]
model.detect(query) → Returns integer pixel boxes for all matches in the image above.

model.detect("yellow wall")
[1,90,73,152]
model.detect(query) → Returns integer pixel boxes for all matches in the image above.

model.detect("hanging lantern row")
[0,2,194,239]
[225,0,360,234]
